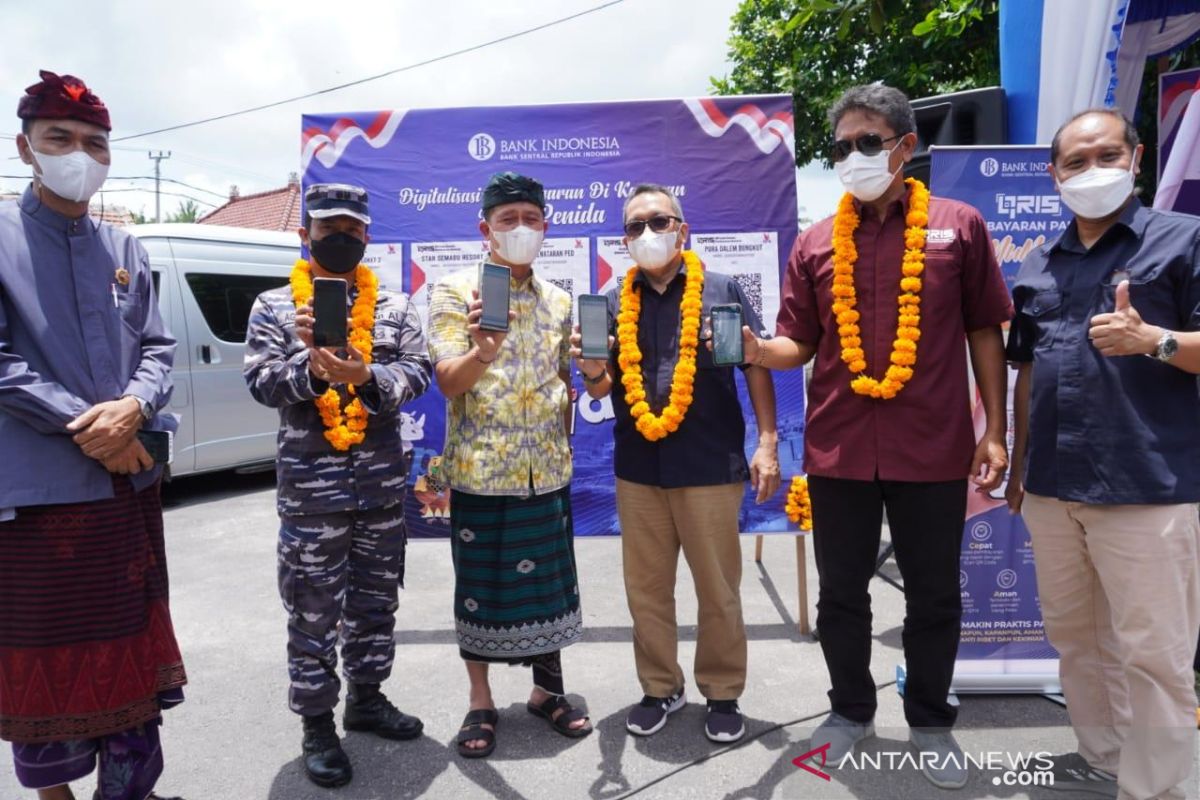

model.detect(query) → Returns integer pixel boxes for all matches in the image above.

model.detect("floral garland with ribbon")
[784,475,812,530]
[832,177,930,400]
[290,258,378,450]
[616,250,703,441]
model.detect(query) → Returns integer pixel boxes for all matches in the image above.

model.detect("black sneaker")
[1045,752,1118,797]
[625,686,687,736]
[343,684,424,741]
[301,712,352,788]
[704,699,745,743]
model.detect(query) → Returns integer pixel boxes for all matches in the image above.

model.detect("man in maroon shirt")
[748,84,1011,790]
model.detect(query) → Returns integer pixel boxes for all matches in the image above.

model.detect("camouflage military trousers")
[277,504,407,716]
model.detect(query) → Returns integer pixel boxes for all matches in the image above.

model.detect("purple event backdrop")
[300,96,802,537]
[932,146,1061,672]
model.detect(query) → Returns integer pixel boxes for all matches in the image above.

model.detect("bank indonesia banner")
[301,96,801,537]
[931,146,1064,693]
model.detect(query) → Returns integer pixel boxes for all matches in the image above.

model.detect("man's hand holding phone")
[568,326,615,378]
[310,345,371,386]
[467,288,515,362]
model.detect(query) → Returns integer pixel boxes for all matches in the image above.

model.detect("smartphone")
[136,429,173,465]
[479,262,511,332]
[578,294,610,361]
[711,303,745,366]
[312,277,348,347]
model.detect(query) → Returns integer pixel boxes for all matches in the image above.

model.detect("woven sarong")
[0,477,187,743]
[450,487,583,660]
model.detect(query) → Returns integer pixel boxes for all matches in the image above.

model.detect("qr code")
[546,277,574,299]
[546,277,575,322]
[731,273,764,323]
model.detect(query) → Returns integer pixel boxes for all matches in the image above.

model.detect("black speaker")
[904,87,1008,184]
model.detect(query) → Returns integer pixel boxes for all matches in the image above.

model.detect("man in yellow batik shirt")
[427,172,591,760]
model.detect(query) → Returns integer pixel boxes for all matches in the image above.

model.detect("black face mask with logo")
[309,231,366,274]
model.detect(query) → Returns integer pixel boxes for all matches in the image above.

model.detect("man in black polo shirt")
[573,183,780,743]
[1007,109,1200,800]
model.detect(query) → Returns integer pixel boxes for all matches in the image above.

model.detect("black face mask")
[309,231,366,274]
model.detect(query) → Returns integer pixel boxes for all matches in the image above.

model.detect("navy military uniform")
[245,283,431,713]
[243,181,432,789]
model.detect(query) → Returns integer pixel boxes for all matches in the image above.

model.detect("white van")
[130,223,297,477]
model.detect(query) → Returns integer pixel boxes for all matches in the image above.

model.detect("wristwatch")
[582,369,607,385]
[1154,330,1179,362]
[124,394,153,421]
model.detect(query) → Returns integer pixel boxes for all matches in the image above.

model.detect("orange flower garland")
[616,251,704,441]
[784,475,812,530]
[290,258,378,450]
[832,177,930,400]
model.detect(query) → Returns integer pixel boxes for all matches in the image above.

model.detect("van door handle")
[198,344,211,363]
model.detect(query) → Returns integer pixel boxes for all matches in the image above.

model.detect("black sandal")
[456,708,499,758]
[526,695,593,738]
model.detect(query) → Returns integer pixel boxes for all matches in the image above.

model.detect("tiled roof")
[198,183,302,231]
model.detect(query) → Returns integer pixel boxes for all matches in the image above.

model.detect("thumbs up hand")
[1088,279,1161,357]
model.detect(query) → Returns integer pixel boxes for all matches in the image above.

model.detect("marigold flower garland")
[784,475,812,530]
[832,177,930,400]
[290,258,377,450]
[616,251,703,441]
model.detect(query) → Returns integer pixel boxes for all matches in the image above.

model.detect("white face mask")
[31,149,109,203]
[1057,164,1134,220]
[834,149,899,202]
[627,229,679,270]
[491,224,544,265]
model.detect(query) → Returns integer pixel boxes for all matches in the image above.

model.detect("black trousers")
[808,475,968,729]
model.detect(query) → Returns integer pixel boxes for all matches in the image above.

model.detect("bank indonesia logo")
[996,569,1018,590]
[980,157,1000,177]
[970,521,993,542]
[468,133,496,161]
[959,570,969,589]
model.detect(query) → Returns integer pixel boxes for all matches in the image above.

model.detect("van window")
[185,273,288,342]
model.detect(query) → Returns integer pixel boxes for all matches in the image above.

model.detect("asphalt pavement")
[0,471,1159,800]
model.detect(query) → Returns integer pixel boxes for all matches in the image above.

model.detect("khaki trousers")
[616,478,748,700]
[1023,494,1200,800]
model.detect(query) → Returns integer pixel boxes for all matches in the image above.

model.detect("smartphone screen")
[136,429,173,465]
[578,294,609,361]
[479,262,511,332]
[312,277,348,347]
[711,303,744,366]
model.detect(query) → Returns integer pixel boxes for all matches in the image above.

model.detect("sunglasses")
[623,214,682,238]
[830,133,903,163]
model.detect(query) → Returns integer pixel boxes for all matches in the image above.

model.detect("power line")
[95,187,218,207]
[110,0,628,143]
[1,174,228,201]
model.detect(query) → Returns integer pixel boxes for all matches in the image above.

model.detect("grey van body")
[130,223,297,477]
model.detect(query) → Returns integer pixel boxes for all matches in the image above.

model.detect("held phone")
[312,277,348,347]
[578,294,610,361]
[479,262,511,332]
[136,429,173,465]
[711,303,745,366]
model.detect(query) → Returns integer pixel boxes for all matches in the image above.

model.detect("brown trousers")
[616,478,748,700]
[1023,494,1200,800]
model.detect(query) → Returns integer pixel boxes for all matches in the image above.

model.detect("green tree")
[712,0,999,167]
[166,199,200,223]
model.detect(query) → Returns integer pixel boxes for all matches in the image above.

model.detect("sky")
[0,0,844,223]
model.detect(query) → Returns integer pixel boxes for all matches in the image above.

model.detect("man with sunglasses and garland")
[244,183,432,788]
[573,183,780,744]
[748,85,1011,789]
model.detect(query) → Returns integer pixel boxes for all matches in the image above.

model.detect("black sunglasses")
[830,133,903,163]
[623,214,682,238]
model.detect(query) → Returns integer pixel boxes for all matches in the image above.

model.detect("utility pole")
[148,151,171,222]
